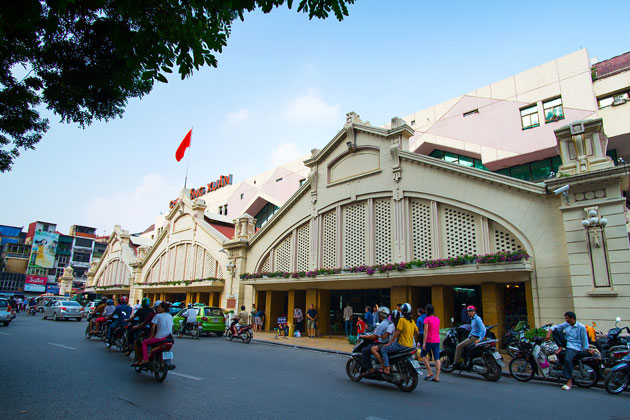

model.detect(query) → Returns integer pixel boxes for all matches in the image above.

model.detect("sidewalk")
[253,331,354,354]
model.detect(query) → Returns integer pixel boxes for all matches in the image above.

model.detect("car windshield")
[204,308,223,317]
[62,301,81,306]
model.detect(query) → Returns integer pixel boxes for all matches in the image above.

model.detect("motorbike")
[226,318,253,343]
[594,317,630,368]
[177,320,201,339]
[604,354,630,394]
[345,336,422,392]
[509,336,600,387]
[439,318,504,381]
[85,319,109,340]
[133,336,176,383]
[504,321,530,358]
[105,320,130,352]
[27,306,38,316]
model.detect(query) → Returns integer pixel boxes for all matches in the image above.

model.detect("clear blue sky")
[1,0,628,235]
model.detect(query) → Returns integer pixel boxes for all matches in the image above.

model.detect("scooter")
[85,320,108,340]
[594,317,630,368]
[604,354,630,394]
[106,321,130,352]
[509,336,601,387]
[133,336,176,383]
[177,320,201,339]
[226,318,253,344]
[345,336,422,392]
[440,318,504,381]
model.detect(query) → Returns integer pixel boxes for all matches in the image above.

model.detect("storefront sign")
[46,285,60,294]
[26,275,47,285]
[169,174,233,208]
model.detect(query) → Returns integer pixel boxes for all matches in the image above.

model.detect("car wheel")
[76,318,81,322]
[53,312,58,321]
[2,321,9,327]
[42,312,47,320]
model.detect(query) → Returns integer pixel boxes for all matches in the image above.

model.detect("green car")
[172,305,225,337]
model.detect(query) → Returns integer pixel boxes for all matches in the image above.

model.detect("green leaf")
[155,73,168,83]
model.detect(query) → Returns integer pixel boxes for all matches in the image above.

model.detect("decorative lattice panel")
[443,206,478,257]
[121,263,130,285]
[159,252,168,282]
[168,247,177,280]
[194,246,204,279]
[296,223,310,271]
[217,264,224,279]
[184,244,194,280]
[274,236,292,272]
[375,199,392,264]
[174,244,185,280]
[260,255,271,273]
[411,200,433,260]
[322,211,337,268]
[343,202,366,267]
[492,223,523,253]
[202,249,216,278]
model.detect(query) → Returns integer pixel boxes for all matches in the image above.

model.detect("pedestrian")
[460,303,471,324]
[256,308,265,331]
[343,302,353,336]
[133,300,141,311]
[453,306,485,368]
[364,306,374,332]
[416,307,427,355]
[372,305,379,329]
[306,303,318,338]
[544,311,594,390]
[250,304,257,331]
[356,316,366,336]
[421,304,441,382]
[293,306,304,334]
[8,296,17,312]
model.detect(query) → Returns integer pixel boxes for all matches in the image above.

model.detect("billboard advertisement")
[25,275,47,292]
[31,231,59,269]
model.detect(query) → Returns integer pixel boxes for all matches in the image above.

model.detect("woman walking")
[421,303,441,382]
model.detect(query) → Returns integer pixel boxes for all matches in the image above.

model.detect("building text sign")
[170,174,233,208]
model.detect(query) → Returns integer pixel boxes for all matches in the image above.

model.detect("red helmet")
[119,296,129,304]
[466,305,476,311]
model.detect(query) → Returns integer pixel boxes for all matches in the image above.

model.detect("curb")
[253,338,351,356]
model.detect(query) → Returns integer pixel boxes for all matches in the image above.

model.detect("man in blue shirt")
[453,305,486,368]
[106,296,133,344]
[364,306,374,332]
[545,311,594,390]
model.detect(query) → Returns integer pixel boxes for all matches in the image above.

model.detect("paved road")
[1,313,628,419]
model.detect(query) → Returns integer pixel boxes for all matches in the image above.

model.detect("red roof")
[594,52,630,79]
[141,224,155,234]
[209,222,235,240]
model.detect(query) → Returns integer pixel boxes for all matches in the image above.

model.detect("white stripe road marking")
[0,332,12,335]
[48,343,76,350]
[169,372,203,381]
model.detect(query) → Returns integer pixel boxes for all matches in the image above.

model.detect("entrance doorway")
[504,283,527,328]
[453,286,480,323]
[329,289,391,335]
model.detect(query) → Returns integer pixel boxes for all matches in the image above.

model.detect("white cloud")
[269,142,304,167]
[84,173,179,234]
[283,88,341,124]
[224,107,251,128]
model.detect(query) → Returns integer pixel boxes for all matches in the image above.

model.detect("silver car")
[0,299,12,326]
[42,300,85,321]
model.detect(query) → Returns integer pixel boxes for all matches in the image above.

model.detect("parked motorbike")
[604,354,630,394]
[509,336,600,387]
[504,321,530,358]
[440,318,504,381]
[177,320,201,339]
[133,337,176,383]
[345,336,422,392]
[226,318,253,343]
[594,317,630,368]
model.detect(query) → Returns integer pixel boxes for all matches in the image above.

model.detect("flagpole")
[184,128,192,189]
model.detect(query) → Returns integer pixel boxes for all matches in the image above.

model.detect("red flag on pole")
[175,129,192,162]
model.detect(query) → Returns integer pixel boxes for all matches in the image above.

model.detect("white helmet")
[378,306,391,318]
[401,303,412,316]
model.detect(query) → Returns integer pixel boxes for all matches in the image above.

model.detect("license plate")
[162,351,173,360]
[492,352,502,360]
[411,360,421,369]
[212,318,222,323]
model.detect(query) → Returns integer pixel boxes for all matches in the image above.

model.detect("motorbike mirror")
[450,317,454,323]
[616,316,621,324]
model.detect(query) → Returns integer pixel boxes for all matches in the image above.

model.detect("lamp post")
[226,260,236,297]
[581,209,608,248]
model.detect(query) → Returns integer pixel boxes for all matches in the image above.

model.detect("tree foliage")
[0,0,355,172]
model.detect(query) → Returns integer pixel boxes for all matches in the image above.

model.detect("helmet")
[107,299,114,305]
[391,309,400,320]
[466,305,476,311]
[141,297,150,307]
[100,297,108,303]
[378,306,391,318]
[401,303,412,315]
[154,300,162,308]
[119,296,129,304]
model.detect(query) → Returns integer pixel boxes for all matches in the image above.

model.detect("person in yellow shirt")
[380,303,418,375]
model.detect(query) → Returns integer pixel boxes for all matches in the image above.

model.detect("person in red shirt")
[356,315,366,335]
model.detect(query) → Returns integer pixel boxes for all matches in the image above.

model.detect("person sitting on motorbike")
[93,299,115,334]
[380,304,419,375]
[130,301,158,365]
[106,296,132,345]
[137,302,173,366]
[359,306,394,376]
[89,297,108,333]
[237,305,249,329]
[545,311,594,390]
[126,298,154,355]
[453,305,486,369]
[178,304,199,338]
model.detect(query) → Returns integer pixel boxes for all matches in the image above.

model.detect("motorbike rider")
[544,311,594,390]
[178,304,199,338]
[232,305,249,334]
[106,296,132,345]
[138,301,173,366]
[453,305,486,369]
[93,299,115,334]
[89,297,108,333]
[130,301,159,366]
[359,306,394,376]
[380,303,419,375]
[126,298,154,355]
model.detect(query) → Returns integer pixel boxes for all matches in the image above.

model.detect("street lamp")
[226,261,236,298]
[581,209,608,248]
